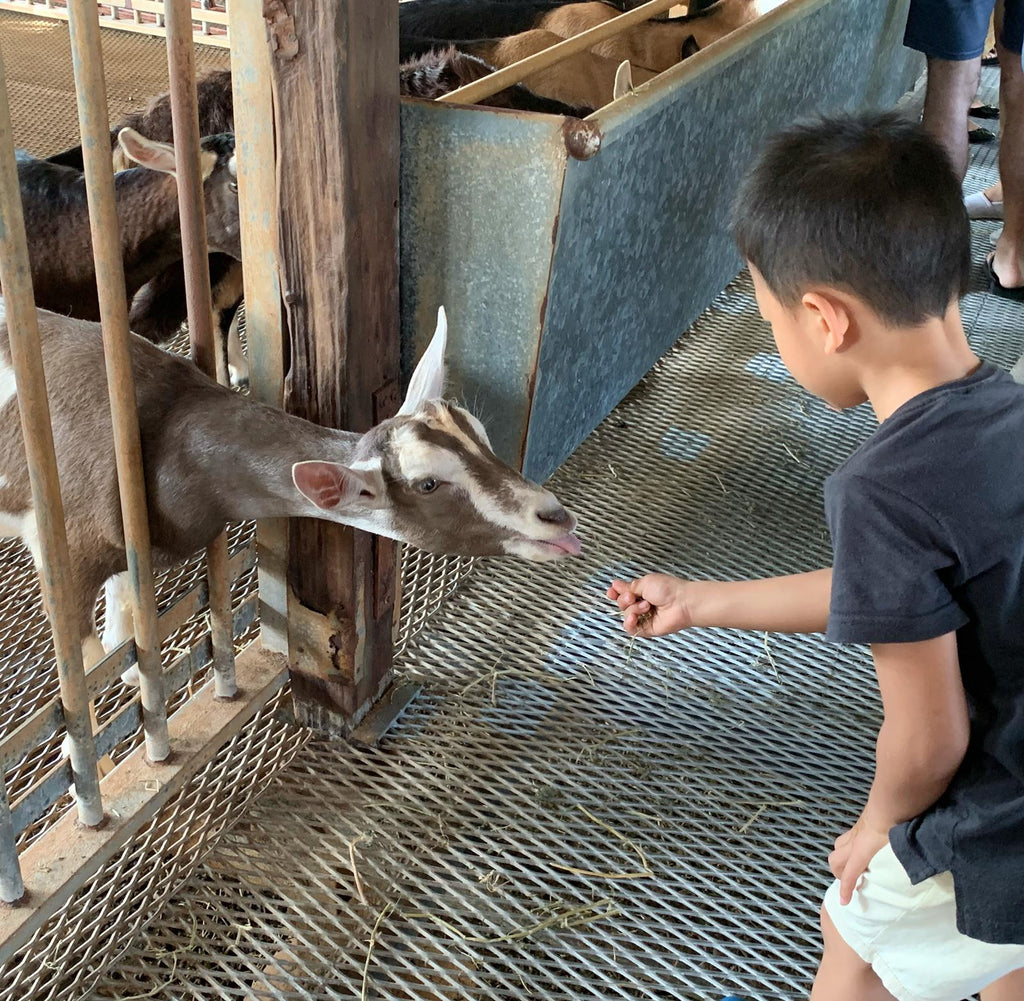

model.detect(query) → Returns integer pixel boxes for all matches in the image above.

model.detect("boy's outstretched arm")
[608,568,833,636]
[831,632,970,905]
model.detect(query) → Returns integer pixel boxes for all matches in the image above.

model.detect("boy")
[608,112,1024,1001]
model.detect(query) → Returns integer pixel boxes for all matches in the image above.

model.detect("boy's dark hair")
[732,111,970,326]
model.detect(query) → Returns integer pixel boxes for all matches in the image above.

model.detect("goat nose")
[536,504,571,527]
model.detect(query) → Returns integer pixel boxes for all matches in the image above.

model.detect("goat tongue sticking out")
[543,533,583,557]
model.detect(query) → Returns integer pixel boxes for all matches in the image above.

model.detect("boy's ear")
[801,291,852,355]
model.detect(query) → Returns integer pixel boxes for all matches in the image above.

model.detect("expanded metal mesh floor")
[81,89,1024,1001]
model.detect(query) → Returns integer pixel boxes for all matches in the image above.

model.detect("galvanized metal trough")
[400,0,921,480]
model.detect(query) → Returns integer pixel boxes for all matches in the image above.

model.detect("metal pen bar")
[65,0,169,762]
[164,0,237,697]
[0,44,104,828]
[0,774,22,905]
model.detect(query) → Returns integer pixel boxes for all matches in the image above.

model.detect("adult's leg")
[922,56,984,179]
[992,23,1024,286]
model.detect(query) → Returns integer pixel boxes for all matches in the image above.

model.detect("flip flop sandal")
[968,127,997,144]
[964,191,1004,219]
[986,255,1024,302]
[982,49,999,66]
[969,104,1000,120]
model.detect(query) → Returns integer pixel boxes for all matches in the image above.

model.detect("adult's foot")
[969,101,1000,119]
[987,252,1024,300]
[968,125,997,144]
[965,190,1004,218]
[982,46,999,66]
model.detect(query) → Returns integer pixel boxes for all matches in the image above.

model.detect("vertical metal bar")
[229,0,288,654]
[0,45,104,827]
[0,773,23,904]
[165,0,238,697]
[65,0,170,762]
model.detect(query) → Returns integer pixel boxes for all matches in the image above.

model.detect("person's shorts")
[823,843,1024,1001]
[905,0,1024,59]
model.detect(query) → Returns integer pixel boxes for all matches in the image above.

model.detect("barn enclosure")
[2,1,1012,999]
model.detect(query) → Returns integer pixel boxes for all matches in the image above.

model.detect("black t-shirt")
[825,361,1024,945]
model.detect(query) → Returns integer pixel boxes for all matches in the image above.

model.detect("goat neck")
[114,169,186,294]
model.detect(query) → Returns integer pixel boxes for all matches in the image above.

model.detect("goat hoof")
[120,665,141,687]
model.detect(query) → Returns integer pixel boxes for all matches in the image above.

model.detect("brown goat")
[13,130,238,326]
[524,0,768,75]
[470,29,658,108]
[0,304,580,679]
[44,50,581,388]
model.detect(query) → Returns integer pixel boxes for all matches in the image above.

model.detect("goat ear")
[117,128,218,180]
[292,461,378,511]
[118,128,177,175]
[398,305,447,416]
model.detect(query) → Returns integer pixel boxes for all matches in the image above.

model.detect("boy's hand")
[829,817,890,905]
[606,575,693,636]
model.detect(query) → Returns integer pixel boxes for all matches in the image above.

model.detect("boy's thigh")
[822,843,1024,1001]
[905,0,996,60]
[1000,0,1024,54]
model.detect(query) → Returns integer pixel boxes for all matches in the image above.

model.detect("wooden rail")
[0,1,229,47]
[438,0,684,106]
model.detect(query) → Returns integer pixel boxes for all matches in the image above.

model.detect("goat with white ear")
[11,128,245,383]
[0,301,580,679]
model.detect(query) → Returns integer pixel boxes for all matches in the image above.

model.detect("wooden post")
[265,0,400,734]
[229,2,288,655]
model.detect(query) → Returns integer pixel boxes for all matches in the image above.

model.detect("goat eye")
[416,478,439,494]
[229,181,238,193]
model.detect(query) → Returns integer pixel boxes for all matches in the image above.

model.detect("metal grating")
[0,8,230,157]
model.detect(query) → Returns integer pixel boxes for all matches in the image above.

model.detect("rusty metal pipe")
[164,0,237,698]
[65,0,170,762]
[0,43,104,827]
[0,773,22,905]
[438,0,682,105]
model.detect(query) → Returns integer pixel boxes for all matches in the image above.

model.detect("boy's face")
[750,267,867,411]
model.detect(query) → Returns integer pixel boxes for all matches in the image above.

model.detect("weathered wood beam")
[265,0,400,734]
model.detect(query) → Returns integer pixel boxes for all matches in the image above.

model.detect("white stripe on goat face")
[392,411,542,536]
[392,423,470,489]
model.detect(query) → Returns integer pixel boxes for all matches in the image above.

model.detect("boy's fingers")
[839,849,869,905]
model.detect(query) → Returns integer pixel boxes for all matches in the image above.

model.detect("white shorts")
[823,843,1024,1001]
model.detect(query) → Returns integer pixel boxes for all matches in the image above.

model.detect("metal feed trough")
[400,0,921,481]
